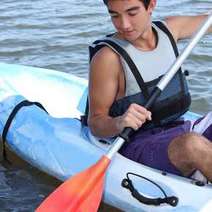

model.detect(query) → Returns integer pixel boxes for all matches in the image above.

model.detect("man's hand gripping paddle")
[36,14,212,212]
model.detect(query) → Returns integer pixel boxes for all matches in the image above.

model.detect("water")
[0,0,211,211]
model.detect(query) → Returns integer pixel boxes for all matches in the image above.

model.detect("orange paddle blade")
[36,156,111,212]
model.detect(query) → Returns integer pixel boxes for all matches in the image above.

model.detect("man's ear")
[148,0,156,14]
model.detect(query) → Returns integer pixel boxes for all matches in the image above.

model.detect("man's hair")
[103,0,151,10]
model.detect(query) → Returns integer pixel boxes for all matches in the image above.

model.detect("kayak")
[0,62,211,212]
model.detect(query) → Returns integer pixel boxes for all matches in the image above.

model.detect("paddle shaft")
[106,13,212,160]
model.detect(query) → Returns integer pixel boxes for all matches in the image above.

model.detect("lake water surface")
[0,0,211,211]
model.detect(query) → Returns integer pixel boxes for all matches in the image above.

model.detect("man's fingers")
[128,103,152,121]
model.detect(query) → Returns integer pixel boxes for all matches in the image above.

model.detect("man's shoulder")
[90,43,122,77]
[91,44,119,63]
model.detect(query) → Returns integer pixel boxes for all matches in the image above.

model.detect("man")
[87,0,212,181]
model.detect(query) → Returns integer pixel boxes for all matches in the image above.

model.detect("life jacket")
[81,21,191,128]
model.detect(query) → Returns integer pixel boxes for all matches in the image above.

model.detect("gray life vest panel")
[82,21,191,128]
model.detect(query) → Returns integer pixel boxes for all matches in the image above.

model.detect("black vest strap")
[80,98,89,126]
[153,21,179,56]
[153,21,185,93]
[1,100,48,161]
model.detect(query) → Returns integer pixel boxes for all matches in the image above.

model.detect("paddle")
[36,14,212,212]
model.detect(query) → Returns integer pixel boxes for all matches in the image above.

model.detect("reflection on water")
[0,0,211,211]
[0,161,56,212]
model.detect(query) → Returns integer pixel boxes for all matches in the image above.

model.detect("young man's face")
[107,0,155,42]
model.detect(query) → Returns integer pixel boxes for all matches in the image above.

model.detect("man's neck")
[133,26,157,51]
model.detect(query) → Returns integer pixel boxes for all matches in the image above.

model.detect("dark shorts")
[119,121,191,176]
[192,112,212,141]
[119,112,212,176]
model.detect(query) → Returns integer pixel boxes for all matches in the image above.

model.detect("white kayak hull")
[0,63,211,211]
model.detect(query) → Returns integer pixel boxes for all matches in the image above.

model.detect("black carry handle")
[122,178,178,207]
[119,87,161,142]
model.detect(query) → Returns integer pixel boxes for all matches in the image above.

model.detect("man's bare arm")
[88,47,151,138]
[88,46,123,138]
[165,14,212,41]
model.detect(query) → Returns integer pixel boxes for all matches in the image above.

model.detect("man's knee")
[169,132,205,156]
[168,132,205,175]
